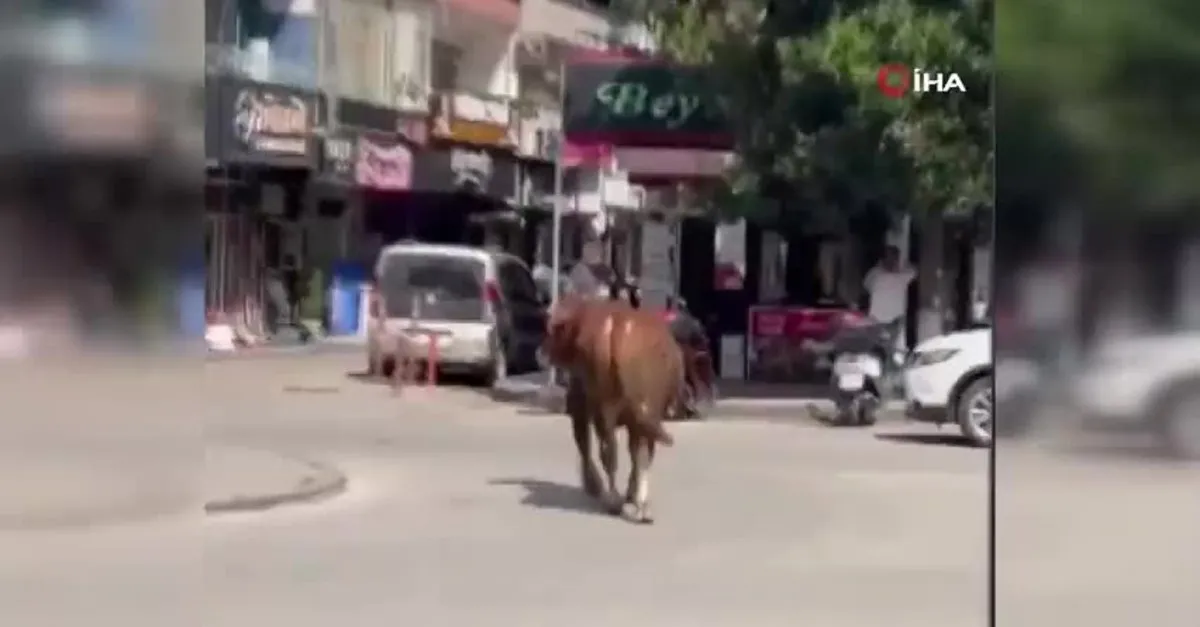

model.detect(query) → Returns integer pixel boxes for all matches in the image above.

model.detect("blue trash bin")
[329,262,369,336]
[177,254,207,340]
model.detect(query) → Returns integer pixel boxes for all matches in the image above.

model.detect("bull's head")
[540,296,586,369]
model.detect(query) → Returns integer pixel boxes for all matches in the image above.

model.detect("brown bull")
[541,296,684,524]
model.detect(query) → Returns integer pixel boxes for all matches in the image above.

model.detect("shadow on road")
[345,371,376,383]
[517,407,563,417]
[344,370,479,389]
[1051,433,1190,465]
[875,432,977,448]
[488,477,608,516]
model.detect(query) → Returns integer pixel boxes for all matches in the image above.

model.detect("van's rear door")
[377,252,486,322]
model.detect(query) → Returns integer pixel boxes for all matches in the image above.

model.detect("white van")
[366,243,547,387]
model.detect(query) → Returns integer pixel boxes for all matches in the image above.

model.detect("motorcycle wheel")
[847,392,880,426]
[860,396,880,426]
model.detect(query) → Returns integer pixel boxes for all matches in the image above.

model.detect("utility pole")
[545,59,568,390]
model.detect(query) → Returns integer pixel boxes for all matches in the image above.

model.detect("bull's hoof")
[604,492,625,516]
[581,469,604,498]
[583,480,604,499]
[625,502,654,525]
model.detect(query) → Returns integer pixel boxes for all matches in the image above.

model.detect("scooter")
[827,318,907,426]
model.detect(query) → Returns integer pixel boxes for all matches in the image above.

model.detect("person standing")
[863,245,916,348]
[567,239,610,299]
[265,268,289,336]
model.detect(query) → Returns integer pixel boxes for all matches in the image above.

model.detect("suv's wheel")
[956,376,993,447]
[1154,383,1200,460]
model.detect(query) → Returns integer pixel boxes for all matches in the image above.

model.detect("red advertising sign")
[745,305,863,382]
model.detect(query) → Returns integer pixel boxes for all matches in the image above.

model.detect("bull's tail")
[631,402,675,446]
[647,421,675,446]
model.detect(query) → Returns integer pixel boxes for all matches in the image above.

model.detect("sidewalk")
[205,336,365,361]
[205,446,347,514]
[489,371,897,419]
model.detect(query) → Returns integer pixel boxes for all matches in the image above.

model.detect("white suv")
[1070,332,1200,459]
[902,327,994,446]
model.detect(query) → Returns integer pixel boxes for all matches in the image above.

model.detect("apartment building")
[204,0,537,340]
[510,0,656,278]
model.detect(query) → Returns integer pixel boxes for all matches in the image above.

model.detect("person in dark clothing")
[608,273,641,308]
[281,255,304,323]
[272,255,312,342]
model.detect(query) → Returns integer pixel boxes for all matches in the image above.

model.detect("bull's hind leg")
[624,431,639,505]
[626,433,656,524]
[567,377,603,497]
[594,406,624,515]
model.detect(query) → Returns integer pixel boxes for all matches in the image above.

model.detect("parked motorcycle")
[827,316,907,426]
[601,283,713,420]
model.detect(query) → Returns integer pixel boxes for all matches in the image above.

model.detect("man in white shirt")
[863,245,916,347]
[566,240,612,300]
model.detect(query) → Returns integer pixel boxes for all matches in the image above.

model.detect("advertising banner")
[745,305,857,382]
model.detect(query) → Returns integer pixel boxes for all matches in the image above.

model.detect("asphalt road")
[2,353,1196,626]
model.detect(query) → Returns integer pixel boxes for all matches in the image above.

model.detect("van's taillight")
[368,291,381,318]
[484,282,502,305]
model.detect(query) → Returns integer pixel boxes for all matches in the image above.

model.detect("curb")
[204,457,348,515]
[205,342,364,362]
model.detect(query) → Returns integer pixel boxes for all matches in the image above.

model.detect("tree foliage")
[998,0,1200,217]
[616,0,993,229]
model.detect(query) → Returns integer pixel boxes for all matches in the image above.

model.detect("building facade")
[205,0,540,338]
[203,0,639,340]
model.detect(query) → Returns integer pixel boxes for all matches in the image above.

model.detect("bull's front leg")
[566,375,604,498]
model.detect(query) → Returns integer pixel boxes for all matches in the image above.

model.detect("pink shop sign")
[356,137,413,190]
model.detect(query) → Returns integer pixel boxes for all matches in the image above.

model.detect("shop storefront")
[204,77,318,341]
[406,143,518,245]
[313,97,428,335]
[415,92,520,247]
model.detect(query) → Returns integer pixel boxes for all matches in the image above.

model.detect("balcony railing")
[445,89,512,127]
[430,88,518,146]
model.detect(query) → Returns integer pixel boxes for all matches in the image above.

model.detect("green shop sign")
[563,60,733,149]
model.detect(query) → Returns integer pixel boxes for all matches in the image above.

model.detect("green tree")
[998,0,1200,217]
[617,0,993,229]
